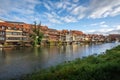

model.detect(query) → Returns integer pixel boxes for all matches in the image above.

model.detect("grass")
[20,45,120,80]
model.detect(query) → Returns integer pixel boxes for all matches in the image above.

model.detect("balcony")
[6,29,22,32]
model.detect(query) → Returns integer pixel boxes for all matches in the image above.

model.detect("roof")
[5,21,25,24]
[0,22,23,28]
[0,21,31,29]
[0,18,25,24]
[48,28,57,32]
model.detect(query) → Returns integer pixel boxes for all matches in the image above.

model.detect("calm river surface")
[0,43,120,79]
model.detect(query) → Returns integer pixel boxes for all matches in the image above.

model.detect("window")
[8,27,11,30]
[0,32,5,35]
[0,32,2,35]
[23,28,26,31]
[2,32,4,35]
[2,26,5,30]
[0,37,4,40]
[19,28,22,30]
[12,32,22,35]
[6,37,21,40]
[12,32,17,35]
[14,27,17,30]
[23,37,28,40]
[6,32,12,35]
[2,37,4,40]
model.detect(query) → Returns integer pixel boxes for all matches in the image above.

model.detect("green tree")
[31,21,43,46]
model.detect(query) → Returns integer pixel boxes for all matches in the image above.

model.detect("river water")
[0,43,119,79]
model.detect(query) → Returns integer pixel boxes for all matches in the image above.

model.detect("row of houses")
[0,19,31,46]
[32,25,107,45]
[0,19,119,46]
[108,34,120,42]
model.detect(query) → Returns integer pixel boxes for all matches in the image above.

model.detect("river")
[0,43,119,79]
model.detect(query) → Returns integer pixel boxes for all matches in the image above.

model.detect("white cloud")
[69,0,120,19]
[100,24,109,28]
[85,25,120,34]
[86,30,96,33]
[43,2,51,11]
[116,25,120,30]
[0,0,40,15]
[55,2,63,9]
[110,6,120,17]
[89,6,112,18]
[1,0,120,30]
[47,1,54,8]
[67,4,77,11]
[90,21,108,28]
[44,11,78,24]
[72,6,86,15]
[44,12,53,18]
[41,0,80,24]
[100,21,105,25]
[0,0,41,23]
[71,5,87,19]
[61,16,78,23]
[50,18,61,24]
[70,0,120,19]
[44,12,62,24]
[2,0,120,23]
[78,14,85,19]
[88,0,120,19]
[73,0,79,3]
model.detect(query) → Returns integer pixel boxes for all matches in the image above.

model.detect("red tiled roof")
[0,22,30,29]
[40,26,48,31]
[71,30,83,35]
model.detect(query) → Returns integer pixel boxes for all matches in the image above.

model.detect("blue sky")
[0,0,120,34]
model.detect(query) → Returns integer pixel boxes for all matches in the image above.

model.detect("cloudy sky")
[0,0,120,34]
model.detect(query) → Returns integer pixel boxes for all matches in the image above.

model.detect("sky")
[0,0,120,35]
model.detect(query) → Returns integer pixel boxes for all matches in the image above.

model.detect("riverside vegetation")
[21,45,120,80]
[30,21,43,47]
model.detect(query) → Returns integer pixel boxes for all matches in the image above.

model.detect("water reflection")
[0,43,119,79]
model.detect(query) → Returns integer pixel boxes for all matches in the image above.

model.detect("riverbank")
[20,45,120,80]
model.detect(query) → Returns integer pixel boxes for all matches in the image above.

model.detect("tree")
[31,21,43,46]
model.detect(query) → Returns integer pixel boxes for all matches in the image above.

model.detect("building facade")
[0,20,31,45]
